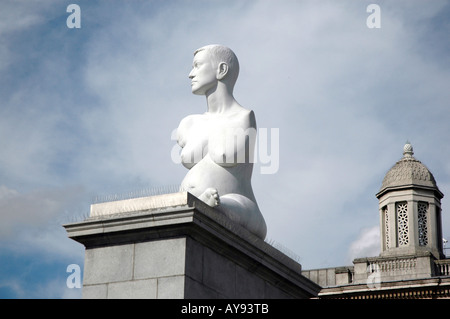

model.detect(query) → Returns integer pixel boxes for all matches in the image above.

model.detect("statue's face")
[189,50,217,95]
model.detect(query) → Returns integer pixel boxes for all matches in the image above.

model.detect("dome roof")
[378,142,442,197]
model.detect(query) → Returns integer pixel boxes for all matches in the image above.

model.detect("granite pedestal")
[64,192,320,299]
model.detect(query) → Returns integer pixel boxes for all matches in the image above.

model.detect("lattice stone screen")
[418,202,428,246]
[397,202,409,246]
[384,206,390,250]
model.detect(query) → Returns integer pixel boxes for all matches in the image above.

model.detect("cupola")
[376,142,444,259]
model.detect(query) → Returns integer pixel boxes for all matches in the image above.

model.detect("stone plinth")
[64,192,320,299]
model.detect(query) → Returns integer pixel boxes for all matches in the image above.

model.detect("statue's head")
[189,44,240,95]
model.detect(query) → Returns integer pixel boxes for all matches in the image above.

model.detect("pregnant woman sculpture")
[176,45,267,239]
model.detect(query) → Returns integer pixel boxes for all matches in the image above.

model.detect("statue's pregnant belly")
[180,154,253,199]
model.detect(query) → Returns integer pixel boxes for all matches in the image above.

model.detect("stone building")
[303,142,450,299]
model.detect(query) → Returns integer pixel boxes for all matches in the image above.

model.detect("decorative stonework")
[369,257,417,273]
[397,202,409,246]
[384,207,390,250]
[380,142,438,192]
[418,202,428,246]
[381,157,437,190]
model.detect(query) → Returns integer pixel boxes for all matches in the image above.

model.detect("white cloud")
[347,225,380,262]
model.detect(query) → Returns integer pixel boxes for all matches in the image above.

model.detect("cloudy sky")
[1,0,449,298]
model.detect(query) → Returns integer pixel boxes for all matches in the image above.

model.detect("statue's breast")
[178,115,209,168]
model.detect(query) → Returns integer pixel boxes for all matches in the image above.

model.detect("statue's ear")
[216,62,228,80]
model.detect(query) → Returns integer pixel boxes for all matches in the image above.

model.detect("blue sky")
[1,0,450,298]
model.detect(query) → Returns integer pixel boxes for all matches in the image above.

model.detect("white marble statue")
[176,45,267,239]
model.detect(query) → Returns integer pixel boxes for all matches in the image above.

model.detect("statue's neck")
[205,84,235,114]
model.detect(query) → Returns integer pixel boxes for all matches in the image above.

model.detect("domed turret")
[376,142,444,259]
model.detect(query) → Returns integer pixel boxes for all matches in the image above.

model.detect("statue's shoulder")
[229,107,256,128]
